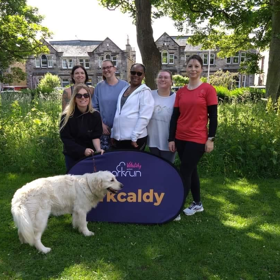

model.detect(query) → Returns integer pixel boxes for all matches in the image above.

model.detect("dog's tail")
[11,201,35,246]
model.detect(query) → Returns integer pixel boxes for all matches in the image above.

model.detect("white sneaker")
[173,214,181,221]
[183,201,204,216]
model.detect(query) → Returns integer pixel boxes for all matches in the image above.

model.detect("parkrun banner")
[68,151,185,224]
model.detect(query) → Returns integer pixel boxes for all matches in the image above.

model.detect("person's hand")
[168,141,176,152]
[102,123,110,135]
[205,140,214,153]
[84,148,94,157]
[95,149,104,155]
[131,141,138,148]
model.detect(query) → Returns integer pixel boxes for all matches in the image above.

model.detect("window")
[210,54,215,65]
[203,53,215,65]
[105,54,111,60]
[233,52,239,64]
[41,55,48,68]
[35,57,40,68]
[62,79,69,87]
[112,56,117,66]
[79,58,90,69]
[99,56,104,67]
[241,75,246,87]
[62,59,73,69]
[185,54,190,62]
[240,52,246,62]
[47,55,53,68]
[169,54,174,64]
[226,57,231,64]
[162,51,168,64]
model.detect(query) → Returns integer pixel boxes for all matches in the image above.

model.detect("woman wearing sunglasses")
[62,65,94,111]
[111,63,154,150]
[60,84,103,170]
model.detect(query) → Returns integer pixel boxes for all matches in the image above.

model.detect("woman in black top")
[60,84,103,170]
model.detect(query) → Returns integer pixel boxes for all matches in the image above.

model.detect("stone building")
[155,32,255,87]
[26,37,136,89]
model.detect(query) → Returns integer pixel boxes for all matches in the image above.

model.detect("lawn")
[0,173,279,280]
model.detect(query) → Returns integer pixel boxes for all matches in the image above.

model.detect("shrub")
[37,73,61,93]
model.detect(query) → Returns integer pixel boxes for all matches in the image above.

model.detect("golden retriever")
[11,171,123,253]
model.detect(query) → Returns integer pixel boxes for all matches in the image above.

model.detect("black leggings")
[113,136,147,151]
[175,139,205,203]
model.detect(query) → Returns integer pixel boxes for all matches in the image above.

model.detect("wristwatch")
[208,137,215,142]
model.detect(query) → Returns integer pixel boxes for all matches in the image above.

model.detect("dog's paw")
[83,230,94,237]
[40,247,51,254]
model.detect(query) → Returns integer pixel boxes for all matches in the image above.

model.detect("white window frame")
[185,54,190,63]
[62,59,73,69]
[169,54,174,64]
[105,54,111,60]
[47,55,53,68]
[62,79,69,87]
[240,52,246,62]
[203,53,208,65]
[112,56,117,66]
[99,56,104,67]
[226,57,231,64]
[35,57,40,68]
[161,51,168,64]
[79,58,90,69]
[241,75,246,87]
[41,54,48,68]
[210,53,215,65]
[233,52,239,64]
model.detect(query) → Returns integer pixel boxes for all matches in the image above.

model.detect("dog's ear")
[87,173,104,192]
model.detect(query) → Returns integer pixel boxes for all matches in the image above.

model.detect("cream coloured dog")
[11,171,123,254]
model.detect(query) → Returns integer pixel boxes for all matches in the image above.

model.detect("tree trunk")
[266,0,280,100]
[135,0,161,89]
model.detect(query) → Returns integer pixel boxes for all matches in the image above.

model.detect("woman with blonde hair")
[60,84,103,170]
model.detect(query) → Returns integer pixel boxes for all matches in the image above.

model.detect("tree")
[99,0,161,89]
[0,0,51,83]
[38,73,61,93]
[161,0,280,100]
[99,0,279,100]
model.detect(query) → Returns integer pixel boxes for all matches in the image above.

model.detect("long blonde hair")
[60,83,94,131]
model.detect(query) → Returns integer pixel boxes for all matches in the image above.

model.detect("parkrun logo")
[111,161,142,177]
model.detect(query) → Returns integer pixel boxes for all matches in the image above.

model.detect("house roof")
[48,40,103,56]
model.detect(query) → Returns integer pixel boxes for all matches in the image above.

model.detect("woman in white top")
[147,70,176,163]
[111,63,154,150]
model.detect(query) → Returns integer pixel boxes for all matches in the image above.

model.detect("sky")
[27,0,183,62]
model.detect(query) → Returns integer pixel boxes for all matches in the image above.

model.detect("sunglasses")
[130,71,143,76]
[76,93,90,99]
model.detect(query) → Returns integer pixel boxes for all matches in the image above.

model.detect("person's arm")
[130,89,154,143]
[168,107,180,152]
[91,111,104,154]
[59,116,87,159]
[62,88,70,112]
[205,104,218,153]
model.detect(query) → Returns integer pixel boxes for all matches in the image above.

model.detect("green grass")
[1,173,279,279]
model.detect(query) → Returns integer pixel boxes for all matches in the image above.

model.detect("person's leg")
[64,155,78,171]
[114,140,134,150]
[136,136,148,151]
[100,134,111,151]
[149,147,161,157]
[175,140,204,201]
[158,150,176,163]
[190,167,201,203]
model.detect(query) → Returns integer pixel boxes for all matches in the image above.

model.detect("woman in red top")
[169,54,218,216]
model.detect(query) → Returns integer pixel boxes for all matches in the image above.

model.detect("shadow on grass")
[0,174,279,279]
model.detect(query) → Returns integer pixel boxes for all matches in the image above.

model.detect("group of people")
[59,54,218,218]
